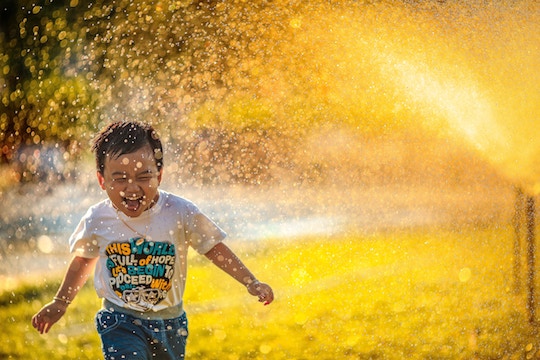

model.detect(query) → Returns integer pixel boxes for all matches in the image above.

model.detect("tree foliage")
[3,0,534,186]
[0,0,304,184]
[1,0,97,162]
[1,1,296,174]
[1,0,216,161]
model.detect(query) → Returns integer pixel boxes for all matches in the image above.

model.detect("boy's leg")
[96,309,189,359]
[96,309,151,360]
[148,313,189,359]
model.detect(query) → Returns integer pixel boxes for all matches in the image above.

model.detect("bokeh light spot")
[459,267,472,283]
[37,235,54,254]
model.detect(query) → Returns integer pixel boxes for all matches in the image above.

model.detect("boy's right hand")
[247,281,274,305]
[31,300,68,334]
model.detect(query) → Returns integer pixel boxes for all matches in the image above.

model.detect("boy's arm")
[32,255,98,334]
[205,242,274,305]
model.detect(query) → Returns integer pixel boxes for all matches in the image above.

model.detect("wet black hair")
[91,121,163,174]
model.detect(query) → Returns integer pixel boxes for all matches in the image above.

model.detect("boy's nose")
[126,180,140,191]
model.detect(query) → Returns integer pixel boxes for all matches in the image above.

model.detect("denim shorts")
[95,308,188,359]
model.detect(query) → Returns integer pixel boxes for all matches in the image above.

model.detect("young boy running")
[32,121,274,359]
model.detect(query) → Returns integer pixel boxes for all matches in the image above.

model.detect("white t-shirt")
[69,190,226,314]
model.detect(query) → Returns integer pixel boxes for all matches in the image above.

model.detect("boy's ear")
[97,171,106,190]
[157,168,163,185]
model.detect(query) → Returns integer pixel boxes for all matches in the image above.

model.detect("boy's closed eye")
[137,174,155,182]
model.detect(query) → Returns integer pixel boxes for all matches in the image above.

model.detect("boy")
[32,121,274,359]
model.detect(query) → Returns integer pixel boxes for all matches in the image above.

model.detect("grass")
[2,225,539,359]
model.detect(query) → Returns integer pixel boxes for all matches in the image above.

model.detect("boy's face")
[97,146,162,217]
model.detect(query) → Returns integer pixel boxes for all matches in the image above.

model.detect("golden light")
[230,0,540,192]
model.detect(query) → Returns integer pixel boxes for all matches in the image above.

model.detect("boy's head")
[92,121,163,175]
[92,121,164,217]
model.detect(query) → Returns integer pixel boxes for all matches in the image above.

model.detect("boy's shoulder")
[83,197,115,218]
[158,190,198,211]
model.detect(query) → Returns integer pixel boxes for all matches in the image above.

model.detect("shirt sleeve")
[184,203,227,255]
[68,209,100,258]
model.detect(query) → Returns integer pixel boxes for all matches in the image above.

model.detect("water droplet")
[213,328,226,340]
[37,235,54,254]
[259,344,272,354]
[459,268,472,282]
[57,333,68,344]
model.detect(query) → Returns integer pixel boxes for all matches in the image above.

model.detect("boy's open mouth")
[123,195,145,212]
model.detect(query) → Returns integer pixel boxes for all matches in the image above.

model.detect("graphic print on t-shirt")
[105,237,176,311]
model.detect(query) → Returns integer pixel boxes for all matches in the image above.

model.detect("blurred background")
[0,0,538,284]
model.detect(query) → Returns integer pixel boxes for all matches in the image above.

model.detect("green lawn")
[2,226,538,359]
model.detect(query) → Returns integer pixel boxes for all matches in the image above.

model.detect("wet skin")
[97,146,162,218]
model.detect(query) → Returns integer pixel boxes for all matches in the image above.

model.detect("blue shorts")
[95,308,188,359]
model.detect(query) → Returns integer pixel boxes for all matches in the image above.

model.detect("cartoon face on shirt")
[97,146,162,218]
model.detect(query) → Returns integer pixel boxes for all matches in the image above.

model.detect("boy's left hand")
[247,281,274,305]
